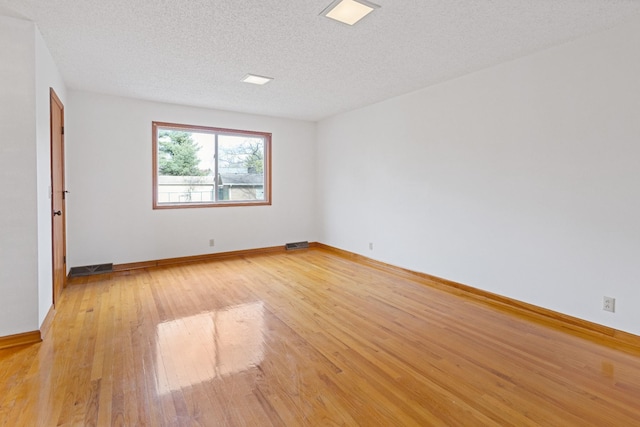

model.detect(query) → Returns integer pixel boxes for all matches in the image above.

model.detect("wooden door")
[50,88,66,306]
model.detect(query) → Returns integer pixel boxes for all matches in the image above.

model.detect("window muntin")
[152,122,271,209]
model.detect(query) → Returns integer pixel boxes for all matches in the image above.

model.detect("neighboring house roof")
[220,173,263,185]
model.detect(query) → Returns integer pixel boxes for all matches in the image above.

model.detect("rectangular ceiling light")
[242,74,273,85]
[321,0,380,26]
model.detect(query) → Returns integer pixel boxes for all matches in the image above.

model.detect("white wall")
[35,27,66,326]
[317,17,640,335]
[67,91,317,267]
[0,15,38,336]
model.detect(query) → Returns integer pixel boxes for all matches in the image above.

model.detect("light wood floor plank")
[1,248,639,426]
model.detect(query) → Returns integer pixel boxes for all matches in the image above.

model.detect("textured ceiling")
[3,0,640,121]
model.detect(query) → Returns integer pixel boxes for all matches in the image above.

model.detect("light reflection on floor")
[155,301,265,394]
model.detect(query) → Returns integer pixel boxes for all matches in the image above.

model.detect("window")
[152,121,271,209]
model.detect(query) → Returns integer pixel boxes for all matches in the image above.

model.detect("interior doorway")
[50,88,66,306]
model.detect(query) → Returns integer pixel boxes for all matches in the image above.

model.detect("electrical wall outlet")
[369,242,373,250]
[209,239,215,247]
[603,296,615,313]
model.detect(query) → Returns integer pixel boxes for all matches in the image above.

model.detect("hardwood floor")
[1,248,639,426]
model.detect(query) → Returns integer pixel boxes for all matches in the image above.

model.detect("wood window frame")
[152,121,272,209]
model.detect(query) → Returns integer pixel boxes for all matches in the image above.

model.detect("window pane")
[218,135,265,202]
[157,130,216,204]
